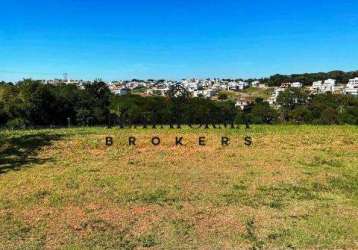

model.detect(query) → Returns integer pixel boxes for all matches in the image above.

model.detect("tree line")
[0,79,111,128]
[0,79,357,129]
[258,70,358,87]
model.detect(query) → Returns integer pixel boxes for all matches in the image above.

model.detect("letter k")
[176,137,184,146]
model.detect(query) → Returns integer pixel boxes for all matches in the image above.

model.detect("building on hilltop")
[251,81,260,87]
[322,79,336,93]
[268,86,286,106]
[344,77,358,96]
[290,82,303,88]
[235,98,252,110]
[310,79,336,94]
[228,81,248,91]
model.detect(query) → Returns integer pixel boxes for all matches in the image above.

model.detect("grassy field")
[240,87,274,100]
[0,126,357,249]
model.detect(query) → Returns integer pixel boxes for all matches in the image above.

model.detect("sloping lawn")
[0,126,357,249]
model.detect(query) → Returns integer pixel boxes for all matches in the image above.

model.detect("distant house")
[268,87,286,106]
[184,82,198,92]
[192,90,203,98]
[344,77,358,96]
[147,87,169,96]
[280,83,291,88]
[46,79,64,85]
[65,79,81,85]
[114,88,131,96]
[228,82,239,91]
[322,79,336,93]
[251,81,260,87]
[290,82,303,88]
[279,82,302,89]
[348,77,358,85]
[203,89,217,98]
[235,98,252,110]
[268,97,276,106]
[213,83,228,91]
[146,83,170,96]
[257,83,267,89]
[238,81,249,90]
[193,89,216,98]
[311,81,323,94]
[228,81,248,91]
[310,79,336,94]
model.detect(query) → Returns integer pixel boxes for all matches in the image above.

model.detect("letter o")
[151,137,161,146]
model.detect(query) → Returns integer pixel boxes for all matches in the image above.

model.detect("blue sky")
[1,0,358,81]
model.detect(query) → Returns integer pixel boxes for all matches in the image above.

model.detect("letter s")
[244,136,252,146]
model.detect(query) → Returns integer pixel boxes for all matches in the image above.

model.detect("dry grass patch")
[0,125,357,249]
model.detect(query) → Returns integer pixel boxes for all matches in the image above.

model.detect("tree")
[289,106,313,124]
[277,88,309,121]
[261,70,358,86]
[218,92,228,100]
[81,81,112,124]
[320,108,339,124]
[246,98,279,124]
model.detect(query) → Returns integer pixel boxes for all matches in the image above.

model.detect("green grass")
[241,87,274,99]
[0,125,357,249]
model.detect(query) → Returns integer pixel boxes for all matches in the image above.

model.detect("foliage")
[246,98,279,124]
[218,92,229,100]
[261,70,358,86]
[0,79,357,128]
[0,79,111,128]
[274,89,358,124]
